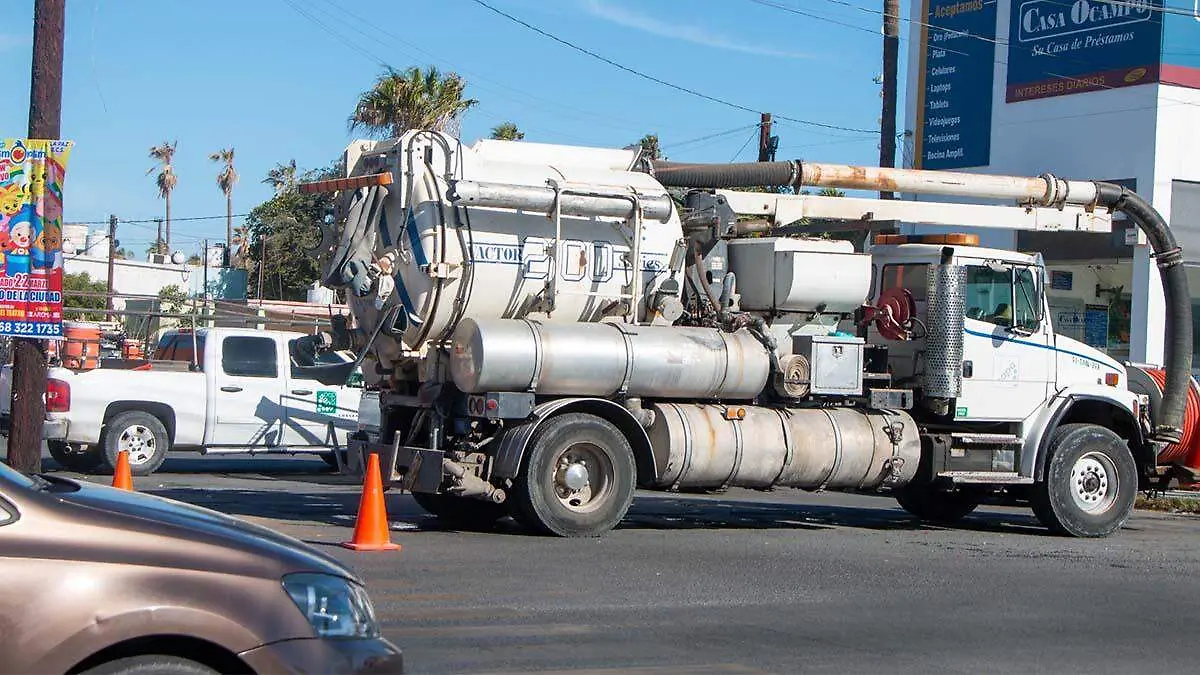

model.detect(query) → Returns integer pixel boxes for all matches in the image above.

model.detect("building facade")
[904,0,1200,370]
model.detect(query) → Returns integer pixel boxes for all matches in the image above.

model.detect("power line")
[730,128,760,162]
[302,0,668,136]
[662,124,761,150]
[465,0,877,134]
[70,213,250,226]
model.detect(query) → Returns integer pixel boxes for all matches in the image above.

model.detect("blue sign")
[1084,304,1109,349]
[915,0,997,169]
[1006,0,1164,102]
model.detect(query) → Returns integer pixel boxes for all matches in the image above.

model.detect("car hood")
[35,478,358,582]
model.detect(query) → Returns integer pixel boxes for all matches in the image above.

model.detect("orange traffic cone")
[341,453,401,551]
[112,450,133,491]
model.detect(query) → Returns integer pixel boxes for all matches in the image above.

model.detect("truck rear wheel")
[1032,423,1136,538]
[896,482,980,524]
[48,441,104,473]
[511,413,636,538]
[411,491,508,529]
[102,411,170,476]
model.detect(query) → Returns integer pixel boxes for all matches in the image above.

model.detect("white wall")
[64,255,196,309]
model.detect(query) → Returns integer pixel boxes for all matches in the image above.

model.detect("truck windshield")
[965,265,1041,331]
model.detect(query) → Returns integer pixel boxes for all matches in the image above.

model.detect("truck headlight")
[282,573,379,639]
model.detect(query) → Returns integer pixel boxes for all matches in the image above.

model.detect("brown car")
[0,461,403,674]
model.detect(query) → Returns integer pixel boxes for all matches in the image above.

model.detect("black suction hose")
[651,160,798,189]
[1095,182,1191,443]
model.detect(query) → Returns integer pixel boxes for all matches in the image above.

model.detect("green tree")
[637,134,662,160]
[147,141,178,251]
[63,272,108,321]
[210,147,238,249]
[349,66,478,138]
[262,159,297,196]
[818,187,846,198]
[490,121,524,141]
[186,254,203,265]
[245,160,341,301]
[157,284,189,314]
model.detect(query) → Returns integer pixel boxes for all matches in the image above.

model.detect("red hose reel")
[860,287,917,341]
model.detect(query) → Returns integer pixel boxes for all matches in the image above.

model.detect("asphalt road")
[26,449,1200,674]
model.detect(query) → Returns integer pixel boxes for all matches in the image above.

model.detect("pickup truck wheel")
[102,411,169,476]
[48,441,104,473]
[511,413,636,538]
[896,482,981,524]
[411,491,508,529]
[1032,423,1136,538]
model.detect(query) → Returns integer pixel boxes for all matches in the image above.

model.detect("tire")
[1031,423,1137,538]
[896,482,981,524]
[102,411,170,476]
[48,441,104,472]
[510,413,636,538]
[79,654,217,675]
[411,491,509,529]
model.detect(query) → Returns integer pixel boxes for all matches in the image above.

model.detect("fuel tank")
[449,318,771,400]
[646,403,920,491]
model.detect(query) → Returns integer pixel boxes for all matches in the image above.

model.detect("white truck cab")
[869,237,1151,520]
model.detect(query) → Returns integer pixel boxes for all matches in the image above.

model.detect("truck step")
[950,433,1024,446]
[937,470,1032,485]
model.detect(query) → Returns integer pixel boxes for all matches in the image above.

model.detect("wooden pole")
[10,0,65,473]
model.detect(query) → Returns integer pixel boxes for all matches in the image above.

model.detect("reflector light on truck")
[46,378,70,413]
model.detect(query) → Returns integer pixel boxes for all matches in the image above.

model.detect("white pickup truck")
[1,327,364,475]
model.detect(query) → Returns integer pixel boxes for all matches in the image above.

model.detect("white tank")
[334,132,684,374]
[728,238,871,314]
[84,230,109,258]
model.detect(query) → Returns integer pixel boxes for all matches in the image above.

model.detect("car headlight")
[282,573,379,639]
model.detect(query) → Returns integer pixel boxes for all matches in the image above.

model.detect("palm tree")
[209,147,238,250]
[147,141,178,251]
[230,224,252,268]
[349,66,478,138]
[490,122,524,141]
[262,159,297,195]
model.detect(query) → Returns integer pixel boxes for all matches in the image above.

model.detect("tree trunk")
[225,191,233,255]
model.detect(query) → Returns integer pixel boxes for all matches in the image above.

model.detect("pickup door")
[283,351,361,447]
[208,334,287,447]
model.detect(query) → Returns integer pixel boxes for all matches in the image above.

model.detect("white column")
[1130,243,1166,366]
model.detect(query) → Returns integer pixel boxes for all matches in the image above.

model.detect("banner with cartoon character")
[0,138,72,338]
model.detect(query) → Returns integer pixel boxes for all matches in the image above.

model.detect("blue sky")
[0,0,900,256]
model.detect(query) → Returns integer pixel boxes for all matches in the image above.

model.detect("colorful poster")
[0,138,73,339]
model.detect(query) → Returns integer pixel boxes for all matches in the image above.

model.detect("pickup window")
[221,336,278,379]
[152,333,207,365]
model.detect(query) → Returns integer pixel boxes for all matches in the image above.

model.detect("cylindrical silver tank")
[450,318,771,399]
[647,403,920,491]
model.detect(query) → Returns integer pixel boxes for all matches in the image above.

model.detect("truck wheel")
[1031,423,1136,538]
[102,411,170,476]
[511,413,636,538]
[411,491,508,529]
[896,482,980,524]
[48,441,104,473]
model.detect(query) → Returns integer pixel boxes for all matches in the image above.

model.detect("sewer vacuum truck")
[304,130,1192,538]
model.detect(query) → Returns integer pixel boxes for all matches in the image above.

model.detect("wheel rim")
[551,442,615,514]
[118,425,156,466]
[1070,451,1117,514]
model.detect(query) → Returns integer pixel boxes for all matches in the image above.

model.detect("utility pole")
[757,112,773,163]
[105,215,117,319]
[257,236,266,302]
[879,0,900,200]
[11,0,65,473]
